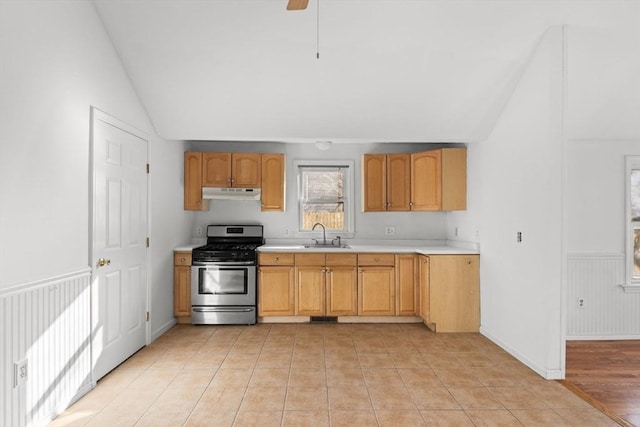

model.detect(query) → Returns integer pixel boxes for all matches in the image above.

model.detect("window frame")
[294,159,355,238]
[625,155,640,291]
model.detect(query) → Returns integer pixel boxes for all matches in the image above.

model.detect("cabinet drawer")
[358,253,395,266]
[326,253,357,266]
[174,252,192,266]
[258,252,295,266]
[295,253,325,266]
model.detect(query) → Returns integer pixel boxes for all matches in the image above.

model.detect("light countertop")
[175,240,479,255]
[257,244,478,255]
[174,243,204,252]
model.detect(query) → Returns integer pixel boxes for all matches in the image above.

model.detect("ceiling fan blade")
[287,0,309,10]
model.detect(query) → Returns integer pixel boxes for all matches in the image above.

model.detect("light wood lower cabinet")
[427,255,480,332]
[255,251,478,330]
[173,251,192,321]
[326,266,358,316]
[296,265,325,316]
[257,253,295,316]
[358,254,395,316]
[418,255,431,323]
[295,253,358,316]
[395,254,418,316]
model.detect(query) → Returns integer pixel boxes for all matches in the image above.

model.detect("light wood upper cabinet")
[411,148,466,211]
[184,152,209,210]
[202,152,261,188]
[428,255,479,332]
[364,148,465,212]
[232,153,261,188]
[202,152,232,187]
[362,154,410,212]
[395,254,418,316]
[363,154,386,211]
[261,153,285,212]
[387,154,411,211]
[173,251,192,318]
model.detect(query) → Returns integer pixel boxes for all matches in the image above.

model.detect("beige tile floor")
[50,323,618,427]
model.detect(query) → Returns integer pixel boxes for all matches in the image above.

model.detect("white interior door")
[91,108,148,381]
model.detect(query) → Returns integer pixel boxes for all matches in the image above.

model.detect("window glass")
[627,158,640,284]
[297,163,353,233]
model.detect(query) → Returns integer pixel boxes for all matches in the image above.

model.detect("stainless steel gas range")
[191,225,264,325]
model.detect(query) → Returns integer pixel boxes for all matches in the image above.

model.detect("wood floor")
[563,340,640,427]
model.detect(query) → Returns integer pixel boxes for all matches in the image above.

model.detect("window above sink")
[295,160,355,238]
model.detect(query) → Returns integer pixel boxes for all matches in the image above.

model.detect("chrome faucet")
[312,222,327,246]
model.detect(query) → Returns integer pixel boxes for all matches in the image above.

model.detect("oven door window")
[199,267,248,295]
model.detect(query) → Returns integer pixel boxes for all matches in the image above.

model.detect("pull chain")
[316,0,320,59]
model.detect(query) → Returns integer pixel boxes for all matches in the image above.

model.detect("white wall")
[565,141,640,338]
[189,141,450,242]
[449,28,565,379]
[0,1,188,424]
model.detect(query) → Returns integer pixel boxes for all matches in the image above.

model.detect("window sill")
[619,284,640,293]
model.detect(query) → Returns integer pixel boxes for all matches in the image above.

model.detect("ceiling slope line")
[473,26,561,143]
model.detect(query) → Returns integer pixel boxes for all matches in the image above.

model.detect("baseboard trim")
[566,335,640,341]
[480,326,563,380]
[151,318,177,342]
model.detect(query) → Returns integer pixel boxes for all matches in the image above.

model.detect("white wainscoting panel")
[567,253,640,338]
[0,269,92,427]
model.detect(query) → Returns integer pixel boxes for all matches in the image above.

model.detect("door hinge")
[146,237,150,248]
[146,163,150,174]
[146,311,150,322]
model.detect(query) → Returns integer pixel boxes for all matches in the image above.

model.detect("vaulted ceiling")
[94,0,640,143]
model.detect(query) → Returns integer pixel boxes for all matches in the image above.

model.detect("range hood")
[202,187,261,201]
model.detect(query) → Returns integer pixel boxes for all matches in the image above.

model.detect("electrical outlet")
[14,359,27,388]
[454,227,459,237]
[284,227,290,236]
[195,226,203,236]
[577,298,585,309]
[384,227,395,236]
[517,231,522,243]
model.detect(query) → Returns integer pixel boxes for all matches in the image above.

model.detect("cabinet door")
[326,267,358,316]
[173,265,191,316]
[232,153,261,188]
[395,254,417,316]
[184,152,208,210]
[387,154,411,211]
[296,266,325,316]
[358,267,395,316]
[429,255,479,332]
[258,266,295,316]
[202,152,232,187]
[441,148,467,210]
[261,153,285,212]
[411,150,442,211]
[418,255,430,323]
[363,154,387,211]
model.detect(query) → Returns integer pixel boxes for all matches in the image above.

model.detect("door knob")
[97,258,111,267]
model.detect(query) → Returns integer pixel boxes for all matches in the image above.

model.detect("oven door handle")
[192,307,254,313]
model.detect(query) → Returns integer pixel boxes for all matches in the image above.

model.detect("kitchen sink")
[303,244,351,249]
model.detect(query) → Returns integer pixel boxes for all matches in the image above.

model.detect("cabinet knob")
[181,257,186,262]
[273,257,279,262]
[467,258,472,265]
[374,257,380,262]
